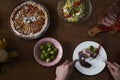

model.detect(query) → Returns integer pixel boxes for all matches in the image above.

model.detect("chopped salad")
[62,0,85,22]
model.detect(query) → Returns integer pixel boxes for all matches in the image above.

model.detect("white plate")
[73,41,107,76]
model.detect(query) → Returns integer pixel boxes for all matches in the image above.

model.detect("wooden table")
[0,0,120,80]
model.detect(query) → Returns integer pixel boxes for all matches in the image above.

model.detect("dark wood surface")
[0,0,120,80]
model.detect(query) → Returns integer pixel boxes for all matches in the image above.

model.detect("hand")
[106,61,120,80]
[55,60,78,80]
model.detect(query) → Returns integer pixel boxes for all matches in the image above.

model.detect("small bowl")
[57,0,92,23]
[33,37,63,66]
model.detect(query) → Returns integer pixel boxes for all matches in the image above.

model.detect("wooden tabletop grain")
[0,0,120,80]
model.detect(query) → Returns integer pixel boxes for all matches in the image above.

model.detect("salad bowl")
[57,0,92,23]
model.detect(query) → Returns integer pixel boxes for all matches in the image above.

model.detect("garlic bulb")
[0,49,8,63]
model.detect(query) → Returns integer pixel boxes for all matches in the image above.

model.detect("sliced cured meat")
[101,17,111,26]
[106,13,116,22]
[104,16,114,25]
[88,1,120,37]
[107,2,120,18]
